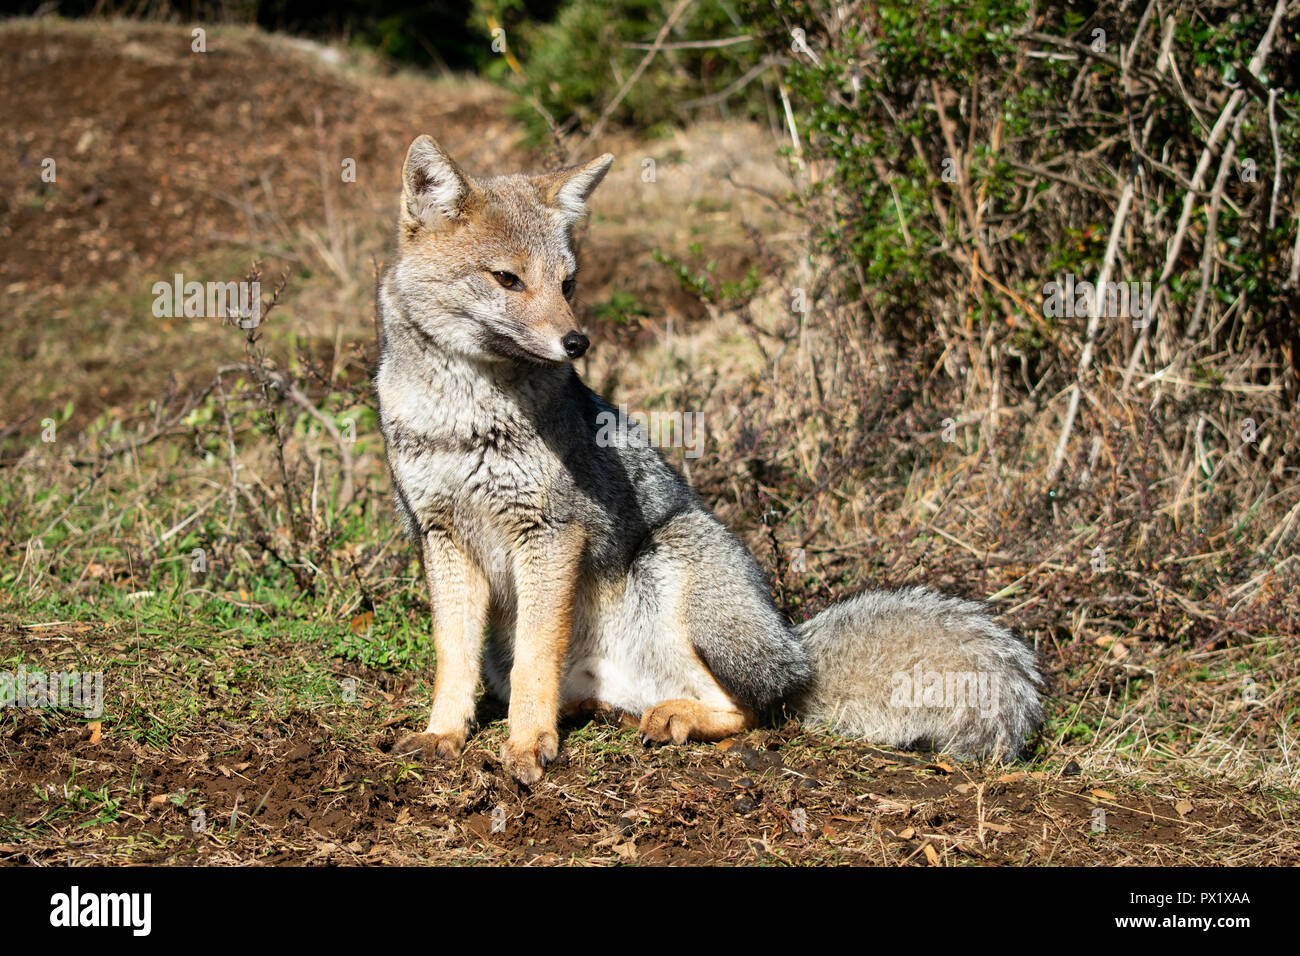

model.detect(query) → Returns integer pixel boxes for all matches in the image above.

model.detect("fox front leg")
[393,530,489,763]
[501,523,586,784]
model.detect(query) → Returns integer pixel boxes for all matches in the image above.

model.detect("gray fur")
[377,296,811,715]
[375,140,1043,761]
[793,587,1043,759]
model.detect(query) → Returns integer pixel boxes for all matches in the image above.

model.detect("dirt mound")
[0,20,513,294]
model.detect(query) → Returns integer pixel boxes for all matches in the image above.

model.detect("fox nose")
[561,331,589,359]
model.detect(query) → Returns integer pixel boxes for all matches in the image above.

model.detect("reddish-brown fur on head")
[391,135,614,365]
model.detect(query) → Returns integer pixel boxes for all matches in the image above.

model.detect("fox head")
[390,134,614,366]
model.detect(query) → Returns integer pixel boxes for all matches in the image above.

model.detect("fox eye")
[562,277,576,299]
[491,270,523,291]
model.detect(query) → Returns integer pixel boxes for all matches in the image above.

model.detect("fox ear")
[539,153,615,220]
[402,135,473,227]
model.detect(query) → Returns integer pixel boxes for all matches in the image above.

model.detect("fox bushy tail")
[790,587,1043,760]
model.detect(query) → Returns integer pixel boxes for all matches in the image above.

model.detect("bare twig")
[1188,104,1252,340]
[577,0,695,154]
[679,55,783,111]
[1047,165,1138,483]
[1268,87,1282,231]
[1122,0,1288,388]
[623,35,751,51]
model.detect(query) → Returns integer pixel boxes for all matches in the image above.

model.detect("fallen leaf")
[148,794,168,806]
[996,772,1026,783]
[898,826,916,839]
[1110,641,1129,660]
[932,760,957,773]
[1174,799,1193,817]
[1090,789,1117,800]
[923,843,940,865]
[87,721,101,745]
[982,822,1014,834]
[350,611,374,633]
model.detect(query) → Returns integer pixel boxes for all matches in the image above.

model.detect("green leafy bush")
[476,0,769,141]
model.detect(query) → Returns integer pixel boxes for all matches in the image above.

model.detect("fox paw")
[501,730,559,785]
[639,700,699,745]
[640,700,750,745]
[392,730,464,762]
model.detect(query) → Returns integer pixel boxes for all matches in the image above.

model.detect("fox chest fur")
[376,345,570,592]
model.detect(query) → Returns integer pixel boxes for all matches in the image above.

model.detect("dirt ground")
[1,622,1292,866]
[6,706,1288,867]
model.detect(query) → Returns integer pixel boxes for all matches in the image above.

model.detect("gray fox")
[376,135,1043,783]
